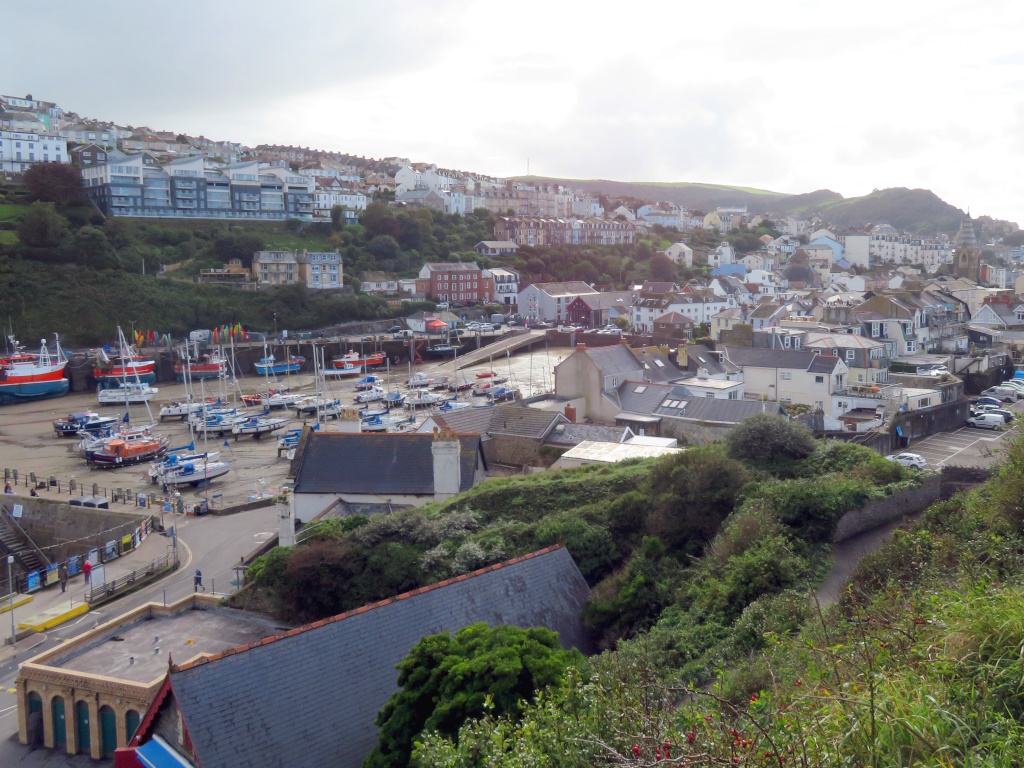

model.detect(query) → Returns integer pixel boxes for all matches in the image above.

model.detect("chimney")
[432,428,462,500]
[697,367,709,380]
[564,404,577,423]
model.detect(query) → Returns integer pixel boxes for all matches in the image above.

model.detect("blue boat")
[0,378,70,405]
[254,355,305,376]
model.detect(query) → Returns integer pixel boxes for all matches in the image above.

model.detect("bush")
[725,414,816,468]
[755,476,879,542]
[534,518,619,583]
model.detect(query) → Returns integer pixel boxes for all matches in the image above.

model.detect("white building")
[662,242,694,266]
[394,165,420,193]
[837,232,870,268]
[708,242,735,269]
[0,130,68,174]
[488,267,520,306]
[518,281,599,323]
[313,186,367,220]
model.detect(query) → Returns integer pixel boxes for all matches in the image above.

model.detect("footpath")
[0,531,177,664]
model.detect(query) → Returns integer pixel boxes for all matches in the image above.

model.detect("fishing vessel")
[254,354,304,376]
[97,382,158,405]
[422,344,461,359]
[331,350,386,370]
[92,346,156,388]
[0,336,69,405]
[174,350,227,381]
[355,386,387,404]
[354,375,383,391]
[323,361,362,378]
[53,411,117,437]
[407,372,436,388]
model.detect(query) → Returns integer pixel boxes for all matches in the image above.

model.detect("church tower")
[953,214,981,282]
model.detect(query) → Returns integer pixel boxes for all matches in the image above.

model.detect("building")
[82,156,313,221]
[662,242,694,266]
[0,129,67,174]
[564,291,635,327]
[59,122,119,148]
[121,547,591,768]
[722,346,850,415]
[415,262,495,304]
[552,440,681,468]
[474,240,519,258]
[652,312,695,345]
[837,231,870,268]
[16,595,278,759]
[518,281,599,323]
[494,217,636,246]
[252,251,299,285]
[312,180,367,220]
[633,290,732,333]
[360,272,399,294]
[297,251,343,290]
[290,429,487,519]
[68,143,108,168]
[488,266,520,306]
[198,258,250,284]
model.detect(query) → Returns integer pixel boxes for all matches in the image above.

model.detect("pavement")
[0,503,280,765]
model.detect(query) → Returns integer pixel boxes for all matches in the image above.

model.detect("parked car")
[386,325,402,333]
[967,413,1006,429]
[971,396,1004,407]
[451,328,466,336]
[986,408,1016,423]
[981,386,1018,403]
[1000,380,1024,396]
[885,452,927,470]
[491,323,502,331]
[393,330,414,339]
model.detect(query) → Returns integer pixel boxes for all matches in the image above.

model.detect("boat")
[437,400,471,413]
[355,375,383,391]
[422,344,462,359]
[148,449,221,482]
[97,382,158,405]
[159,400,217,421]
[295,396,342,419]
[448,379,474,392]
[232,415,289,439]
[0,336,69,405]
[174,350,228,381]
[475,371,495,379]
[490,376,509,385]
[87,432,170,467]
[360,412,415,432]
[155,454,232,487]
[405,390,445,408]
[331,350,386,370]
[407,372,435,388]
[277,428,303,452]
[490,387,518,403]
[472,383,492,397]
[323,362,363,378]
[254,355,304,376]
[92,346,156,388]
[53,411,117,437]
[193,412,248,437]
[358,404,390,419]
[383,391,405,408]
[267,390,304,409]
[472,399,496,409]
[355,386,387,404]
[430,376,453,390]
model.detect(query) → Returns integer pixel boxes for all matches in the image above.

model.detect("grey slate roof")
[724,345,827,371]
[432,407,496,437]
[159,546,591,768]
[585,344,643,377]
[683,345,737,377]
[488,404,565,438]
[656,390,782,424]
[292,432,483,495]
[545,423,633,447]
[614,381,676,414]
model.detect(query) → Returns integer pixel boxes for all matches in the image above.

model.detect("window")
[780,372,792,381]
[706,392,715,398]
[815,375,824,384]
[846,349,855,360]
[871,322,880,337]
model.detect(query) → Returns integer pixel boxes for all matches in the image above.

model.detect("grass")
[0,202,27,221]
[0,231,17,245]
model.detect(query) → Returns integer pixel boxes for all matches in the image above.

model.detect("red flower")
[795,680,803,687]
[632,744,640,757]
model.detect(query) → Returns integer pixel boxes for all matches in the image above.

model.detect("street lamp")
[273,312,278,337]
[7,555,14,647]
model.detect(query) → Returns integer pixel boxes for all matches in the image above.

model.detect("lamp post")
[7,555,14,647]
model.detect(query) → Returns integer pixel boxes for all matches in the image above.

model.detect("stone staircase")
[0,506,48,588]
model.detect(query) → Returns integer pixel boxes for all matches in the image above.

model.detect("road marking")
[3,688,13,694]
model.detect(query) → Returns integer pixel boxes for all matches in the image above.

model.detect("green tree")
[16,201,69,248]
[73,225,117,269]
[725,414,816,468]
[365,623,579,768]
[21,163,83,206]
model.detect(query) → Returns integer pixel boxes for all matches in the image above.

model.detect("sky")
[8,0,1024,221]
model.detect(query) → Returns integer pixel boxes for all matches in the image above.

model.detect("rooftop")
[559,440,681,463]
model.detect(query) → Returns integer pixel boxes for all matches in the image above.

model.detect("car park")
[967,413,1006,429]
[885,452,927,469]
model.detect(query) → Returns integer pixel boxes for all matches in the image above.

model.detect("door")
[76,700,90,753]
[125,709,141,742]
[26,692,43,746]
[51,696,66,748]
[100,705,117,757]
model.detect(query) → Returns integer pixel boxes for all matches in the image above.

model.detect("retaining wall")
[832,474,942,542]
[2,497,150,561]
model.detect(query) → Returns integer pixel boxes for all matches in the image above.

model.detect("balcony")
[835,383,900,401]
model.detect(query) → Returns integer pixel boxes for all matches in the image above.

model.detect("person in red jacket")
[83,560,92,586]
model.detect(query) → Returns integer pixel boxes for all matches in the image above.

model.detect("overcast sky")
[8,0,1024,220]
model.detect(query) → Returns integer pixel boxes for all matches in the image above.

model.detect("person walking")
[83,559,92,586]
[59,563,68,593]
[194,569,203,592]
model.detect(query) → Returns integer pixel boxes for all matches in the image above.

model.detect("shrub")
[534,517,619,583]
[725,414,816,468]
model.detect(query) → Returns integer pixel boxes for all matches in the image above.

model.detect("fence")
[87,551,177,607]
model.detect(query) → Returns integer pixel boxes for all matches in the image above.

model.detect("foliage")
[22,163,83,206]
[725,414,816,470]
[366,623,580,768]
[16,202,68,248]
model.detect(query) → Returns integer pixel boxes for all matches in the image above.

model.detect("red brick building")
[415,262,495,303]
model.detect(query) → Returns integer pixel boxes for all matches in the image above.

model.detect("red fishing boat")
[331,351,386,370]
[93,346,156,387]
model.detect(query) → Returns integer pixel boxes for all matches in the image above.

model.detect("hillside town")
[5,85,1024,768]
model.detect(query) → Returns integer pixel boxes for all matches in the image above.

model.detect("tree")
[365,623,579,768]
[725,414,816,467]
[16,202,69,248]
[22,163,83,207]
[73,226,118,269]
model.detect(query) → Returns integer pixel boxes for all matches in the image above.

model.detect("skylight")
[634,385,647,393]
[654,360,665,368]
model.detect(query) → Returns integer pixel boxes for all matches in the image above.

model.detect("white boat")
[159,458,232,487]
[360,412,415,432]
[407,372,435,388]
[98,382,158,405]
[232,415,289,438]
[159,400,212,421]
[437,400,471,413]
[405,390,445,408]
[148,451,222,481]
[295,396,342,419]
[323,362,362,378]
[194,412,249,436]
[355,386,387,403]
[267,390,304,409]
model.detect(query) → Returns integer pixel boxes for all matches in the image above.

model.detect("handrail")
[0,502,52,567]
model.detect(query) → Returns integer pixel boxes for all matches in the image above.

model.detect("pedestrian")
[29,487,38,497]
[83,559,92,586]
[194,569,203,592]
[59,563,68,593]
[3,482,11,494]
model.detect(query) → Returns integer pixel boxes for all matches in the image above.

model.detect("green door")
[125,709,141,741]
[76,700,90,753]
[100,705,117,757]
[51,696,66,748]
[26,692,43,746]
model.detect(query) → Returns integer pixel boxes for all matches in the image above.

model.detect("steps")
[0,511,47,579]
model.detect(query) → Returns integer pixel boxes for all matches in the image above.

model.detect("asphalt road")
[0,504,280,765]
[905,398,1024,468]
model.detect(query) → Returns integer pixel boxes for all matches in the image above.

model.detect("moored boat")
[355,386,387,404]
[97,382,158,405]
[174,351,228,381]
[254,355,304,376]
[331,350,386,370]
[92,346,156,388]
[232,415,289,439]
[88,433,170,467]
[406,390,445,408]
[360,412,415,432]
[53,411,117,437]
[0,337,69,405]
[422,344,461,359]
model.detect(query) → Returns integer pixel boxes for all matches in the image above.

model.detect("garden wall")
[832,474,942,542]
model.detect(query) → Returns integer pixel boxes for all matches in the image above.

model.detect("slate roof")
[291,432,483,495]
[545,423,633,447]
[488,404,565,438]
[683,345,737,377]
[156,546,591,768]
[529,281,598,297]
[584,344,643,377]
[431,407,495,437]
[724,345,826,371]
[656,388,782,424]
[613,380,676,415]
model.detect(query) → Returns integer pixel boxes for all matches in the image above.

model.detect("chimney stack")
[432,428,462,500]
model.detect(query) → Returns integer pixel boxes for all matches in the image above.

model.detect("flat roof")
[560,440,681,463]
[50,607,282,684]
[676,376,743,390]
[902,387,942,398]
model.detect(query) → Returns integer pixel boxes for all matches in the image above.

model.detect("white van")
[967,412,1005,429]
[982,386,1019,402]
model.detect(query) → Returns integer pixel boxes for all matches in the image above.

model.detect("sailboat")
[152,376,231,487]
[294,346,342,419]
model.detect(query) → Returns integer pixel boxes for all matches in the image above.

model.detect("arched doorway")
[75,700,91,754]
[26,692,43,746]
[51,696,66,748]
[99,705,117,758]
[125,709,141,741]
